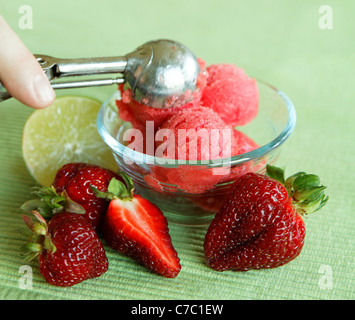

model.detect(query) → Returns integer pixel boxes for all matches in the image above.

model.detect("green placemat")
[1,0,354,300]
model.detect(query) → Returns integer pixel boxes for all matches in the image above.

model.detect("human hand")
[0,16,55,108]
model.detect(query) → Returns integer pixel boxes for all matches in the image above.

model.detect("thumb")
[0,16,55,108]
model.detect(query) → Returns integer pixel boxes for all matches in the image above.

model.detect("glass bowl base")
[163,210,214,226]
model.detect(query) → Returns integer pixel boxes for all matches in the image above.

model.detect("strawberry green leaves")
[91,172,135,201]
[265,164,286,184]
[20,186,85,219]
[20,211,57,262]
[266,165,329,215]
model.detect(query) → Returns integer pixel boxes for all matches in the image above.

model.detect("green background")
[1,0,354,300]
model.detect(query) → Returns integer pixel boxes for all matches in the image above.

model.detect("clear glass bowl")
[97,81,296,225]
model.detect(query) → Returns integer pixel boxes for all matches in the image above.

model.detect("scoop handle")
[0,81,12,102]
[0,55,128,103]
[0,76,125,104]
[52,56,128,78]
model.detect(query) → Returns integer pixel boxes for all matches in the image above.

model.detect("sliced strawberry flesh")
[106,195,180,275]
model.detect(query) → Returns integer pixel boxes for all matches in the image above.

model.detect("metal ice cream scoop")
[0,39,200,108]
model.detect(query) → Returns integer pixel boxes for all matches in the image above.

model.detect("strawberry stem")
[91,172,135,201]
[266,165,329,216]
[20,186,85,219]
[20,211,57,261]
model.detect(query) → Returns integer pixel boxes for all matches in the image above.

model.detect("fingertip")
[0,16,56,109]
[31,72,56,109]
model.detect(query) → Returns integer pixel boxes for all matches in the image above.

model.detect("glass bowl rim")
[97,80,296,167]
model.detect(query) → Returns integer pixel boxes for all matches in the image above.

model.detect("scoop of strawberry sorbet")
[156,106,236,161]
[149,106,237,193]
[201,64,259,126]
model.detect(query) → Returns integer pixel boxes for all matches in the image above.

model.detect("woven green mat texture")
[0,0,354,300]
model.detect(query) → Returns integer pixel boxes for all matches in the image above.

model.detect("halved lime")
[22,95,118,186]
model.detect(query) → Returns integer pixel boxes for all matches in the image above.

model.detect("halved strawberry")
[92,173,181,278]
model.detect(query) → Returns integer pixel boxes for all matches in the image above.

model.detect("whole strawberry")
[21,211,108,287]
[52,163,120,231]
[92,173,181,278]
[204,165,328,271]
